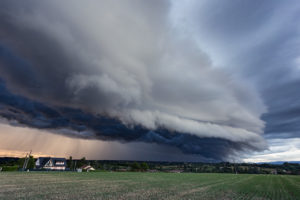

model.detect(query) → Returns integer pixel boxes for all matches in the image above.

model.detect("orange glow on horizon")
[0,122,127,159]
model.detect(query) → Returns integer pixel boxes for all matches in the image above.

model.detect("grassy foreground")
[0,172,300,200]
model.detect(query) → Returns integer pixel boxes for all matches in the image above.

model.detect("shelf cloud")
[1,0,299,161]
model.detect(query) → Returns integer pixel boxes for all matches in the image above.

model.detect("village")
[1,155,299,175]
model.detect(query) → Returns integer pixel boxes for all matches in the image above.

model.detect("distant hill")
[258,161,300,165]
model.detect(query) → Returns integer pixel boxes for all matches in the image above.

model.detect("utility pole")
[22,153,28,170]
[22,150,32,171]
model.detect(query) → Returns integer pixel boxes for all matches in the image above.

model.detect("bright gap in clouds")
[244,138,300,163]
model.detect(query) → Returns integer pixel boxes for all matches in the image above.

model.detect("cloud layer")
[3,0,297,161]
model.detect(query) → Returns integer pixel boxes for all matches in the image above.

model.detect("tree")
[17,158,25,169]
[18,156,35,170]
[67,156,73,170]
[131,162,141,171]
[77,157,87,168]
[141,162,149,171]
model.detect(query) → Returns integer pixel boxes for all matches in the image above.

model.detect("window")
[55,161,65,165]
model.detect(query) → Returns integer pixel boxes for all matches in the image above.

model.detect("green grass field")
[0,172,299,200]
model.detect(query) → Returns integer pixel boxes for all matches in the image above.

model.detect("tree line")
[1,157,299,175]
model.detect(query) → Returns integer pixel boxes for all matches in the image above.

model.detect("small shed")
[81,165,95,172]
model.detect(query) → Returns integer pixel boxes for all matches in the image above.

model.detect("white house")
[35,157,67,170]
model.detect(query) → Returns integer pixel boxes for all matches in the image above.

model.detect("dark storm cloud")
[0,79,258,161]
[229,1,300,139]
[174,0,300,140]
[262,80,300,138]
[0,0,271,161]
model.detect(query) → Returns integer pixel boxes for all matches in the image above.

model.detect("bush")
[2,165,19,171]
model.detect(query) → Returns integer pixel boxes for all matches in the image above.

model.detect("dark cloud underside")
[0,79,255,161]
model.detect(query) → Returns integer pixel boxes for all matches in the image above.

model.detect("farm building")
[81,165,95,172]
[35,157,67,170]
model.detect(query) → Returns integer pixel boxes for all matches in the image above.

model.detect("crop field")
[0,172,300,200]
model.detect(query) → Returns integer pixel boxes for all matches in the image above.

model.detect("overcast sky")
[0,0,299,162]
